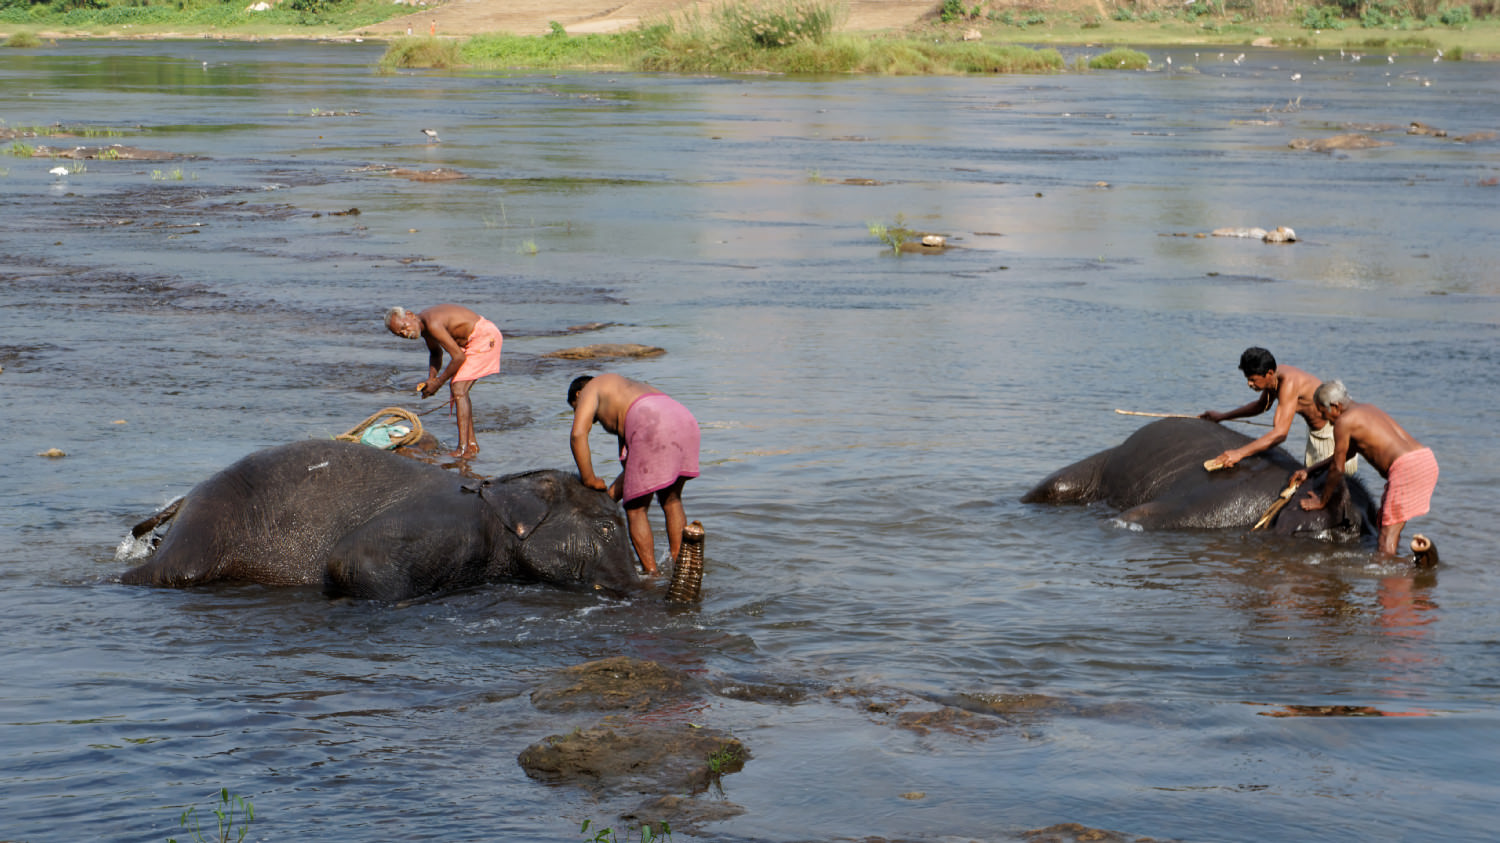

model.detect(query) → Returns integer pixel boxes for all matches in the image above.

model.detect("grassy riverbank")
[375,0,1495,73]
[3,0,1496,71]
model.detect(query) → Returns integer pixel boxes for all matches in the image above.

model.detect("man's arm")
[1201,389,1273,423]
[1205,390,1286,468]
[419,322,466,398]
[1299,423,1351,511]
[570,391,608,491]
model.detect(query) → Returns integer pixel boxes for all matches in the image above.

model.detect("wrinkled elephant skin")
[1022,418,1375,540]
[120,440,638,600]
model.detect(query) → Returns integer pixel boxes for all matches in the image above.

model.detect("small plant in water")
[867,214,917,254]
[518,239,539,255]
[580,818,672,842]
[168,788,253,843]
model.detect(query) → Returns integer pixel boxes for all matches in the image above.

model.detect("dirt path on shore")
[360,0,936,38]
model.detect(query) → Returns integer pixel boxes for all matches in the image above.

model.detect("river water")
[2,40,1498,842]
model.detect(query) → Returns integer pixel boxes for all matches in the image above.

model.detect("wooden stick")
[1114,409,1271,427]
[1252,478,1302,531]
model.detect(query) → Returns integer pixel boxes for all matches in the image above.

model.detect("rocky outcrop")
[1288,133,1392,152]
[542,343,665,360]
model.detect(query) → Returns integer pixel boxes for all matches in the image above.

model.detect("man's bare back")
[415,303,479,350]
[1326,401,1423,477]
[571,373,662,439]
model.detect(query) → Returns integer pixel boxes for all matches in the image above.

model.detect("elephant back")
[125,440,458,587]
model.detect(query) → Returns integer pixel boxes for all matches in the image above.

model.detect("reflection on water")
[2,40,1500,842]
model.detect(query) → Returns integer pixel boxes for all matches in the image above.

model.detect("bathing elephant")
[120,439,639,600]
[1022,418,1376,540]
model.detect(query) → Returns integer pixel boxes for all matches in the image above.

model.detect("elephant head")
[474,469,638,596]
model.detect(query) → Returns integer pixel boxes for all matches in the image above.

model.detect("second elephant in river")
[120,439,639,600]
[1022,418,1376,540]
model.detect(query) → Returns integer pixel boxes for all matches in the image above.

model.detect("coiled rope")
[335,407,424,449]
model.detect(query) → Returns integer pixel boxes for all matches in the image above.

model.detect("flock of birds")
[1159,47,1446,84]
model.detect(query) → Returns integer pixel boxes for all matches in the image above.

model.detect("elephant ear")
[478,476,556,539]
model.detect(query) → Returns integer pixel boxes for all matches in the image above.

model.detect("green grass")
[0,0,407,35]
[379,0,1064,74]
[868,218,917,254]
[168,788,254,843]
[1087,47,1151,69]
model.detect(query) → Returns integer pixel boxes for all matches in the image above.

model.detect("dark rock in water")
[543,343,666,360]
[530,656,701,712]
[1024,822,1162,843]
[518,723,747,794]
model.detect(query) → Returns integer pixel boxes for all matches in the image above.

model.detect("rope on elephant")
[335,407,424,449]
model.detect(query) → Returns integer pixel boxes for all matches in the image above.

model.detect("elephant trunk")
[666,520,706,604]
[1411,534,1439,568]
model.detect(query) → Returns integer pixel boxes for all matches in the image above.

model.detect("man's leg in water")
[656,477,689,562]
[449,379,478,458]
[624,495,658,575]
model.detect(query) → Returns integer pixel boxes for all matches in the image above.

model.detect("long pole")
[1113,409,1271,427]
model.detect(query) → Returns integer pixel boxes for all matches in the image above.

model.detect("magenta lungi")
[1380,447,1438,526]
[453,317,502,383]
[619,393,700,502]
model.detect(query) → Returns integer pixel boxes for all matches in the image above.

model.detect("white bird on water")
[1291,72,1301,81]
[420,128,440,143]
[49,166,69,177]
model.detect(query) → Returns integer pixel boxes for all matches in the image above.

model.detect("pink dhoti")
[1380,447,1438,526]
[453,317,502,382]
[619,393,700,502]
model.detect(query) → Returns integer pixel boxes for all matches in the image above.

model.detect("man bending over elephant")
[1292,380,1438,559]
[1200,346,1357,474]
[385,304,502,460]
[569,374,700,576]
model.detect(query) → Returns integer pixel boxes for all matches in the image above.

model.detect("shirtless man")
[1292,380,1438,559]
[385,304,502,459]
[568,373,700,576]
[1200,346,1357,474]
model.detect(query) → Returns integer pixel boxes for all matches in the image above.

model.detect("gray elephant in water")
[120,439,639,600]
[1022,418,1378,541]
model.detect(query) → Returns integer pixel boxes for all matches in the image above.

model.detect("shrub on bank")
[1087,47,1150,68]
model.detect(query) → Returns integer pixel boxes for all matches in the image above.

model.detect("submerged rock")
[518,723,747,793]
[1288,133,1392,152]
[530,656,701,712]
[388,167,468,181]
[542,343,666,360]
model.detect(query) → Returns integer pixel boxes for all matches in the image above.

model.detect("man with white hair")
[1292,380,1438,560]
[385,304,502,459]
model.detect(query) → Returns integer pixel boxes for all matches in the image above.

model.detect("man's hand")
[581,476,608,492]
[1200,410,1224,423]
[1212,449,1241,468]
[417,380,438,399]
[1290,469,1308,486]
[1298,489,1325,511]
